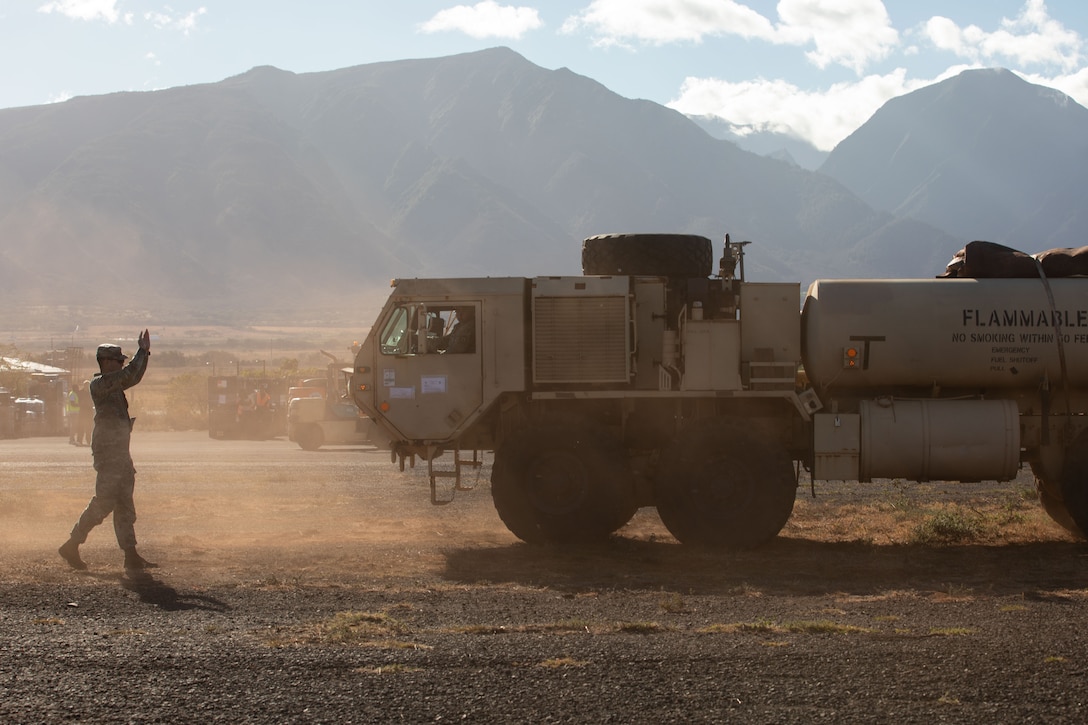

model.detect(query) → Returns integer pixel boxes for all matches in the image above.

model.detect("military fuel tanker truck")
[350,233,1088,548]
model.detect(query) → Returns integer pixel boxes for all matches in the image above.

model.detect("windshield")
[380,306,411,355]
[379,303,477,355]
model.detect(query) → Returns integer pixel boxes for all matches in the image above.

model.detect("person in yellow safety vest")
[66,386,80,445]
[75,380,94,446]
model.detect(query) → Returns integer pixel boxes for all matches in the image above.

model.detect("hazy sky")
[4,1,1088,150]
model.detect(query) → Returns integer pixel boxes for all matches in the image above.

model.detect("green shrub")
[164,372,207,430]
[910,509,985,544]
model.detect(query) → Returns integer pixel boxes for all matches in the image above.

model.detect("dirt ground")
[2,431,1087,723]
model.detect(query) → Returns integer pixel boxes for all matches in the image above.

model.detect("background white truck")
[350,233,1088,547]
[287,351,373,450]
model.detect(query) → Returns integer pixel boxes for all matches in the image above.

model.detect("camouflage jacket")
[90,347,149,464]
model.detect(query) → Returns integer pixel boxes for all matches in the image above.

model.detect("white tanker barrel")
[859,398,1020,482]
[801,278,1088,390]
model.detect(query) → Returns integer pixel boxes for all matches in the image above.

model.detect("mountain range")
[0,48,1080,326]
[820,67,1088,250]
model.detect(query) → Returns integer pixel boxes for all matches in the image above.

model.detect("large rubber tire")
[491,419,636,544]
[654,420,797,548]
[582,233,714,277]
[1030,466,1082,536]
[297,424,324,451]
[1058,432,1088,538]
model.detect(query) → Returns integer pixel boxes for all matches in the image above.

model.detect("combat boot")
[58,539,87,570]
[123,547,158,571]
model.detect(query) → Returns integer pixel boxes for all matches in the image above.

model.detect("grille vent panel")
[533,295,629,384]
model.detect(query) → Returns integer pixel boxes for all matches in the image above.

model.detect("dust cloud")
[0,431,522,586]
[2,430,1080,595]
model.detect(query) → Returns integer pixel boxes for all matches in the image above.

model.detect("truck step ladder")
[427,447,483,505]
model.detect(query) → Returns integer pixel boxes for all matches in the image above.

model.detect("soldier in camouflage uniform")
[58,330,156,571]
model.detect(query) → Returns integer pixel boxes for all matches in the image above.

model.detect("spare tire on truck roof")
[581,233,714,277]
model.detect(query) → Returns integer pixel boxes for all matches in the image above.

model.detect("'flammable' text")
[962,309,1088,328]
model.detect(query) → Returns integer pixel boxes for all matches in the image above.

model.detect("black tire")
[297,424,324,451]
[1030,469,1082,536]
[491,419,635,544]
[654,419,796,548]
[582,233,714,277]
[1058,432,1088,538]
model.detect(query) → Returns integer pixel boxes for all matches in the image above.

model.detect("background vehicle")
[208,376,293,440]
[350,233,1088,547]
[13,397,47,437]
[288,351,373,451]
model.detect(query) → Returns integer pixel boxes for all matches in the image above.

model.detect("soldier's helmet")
[96,344,127,362]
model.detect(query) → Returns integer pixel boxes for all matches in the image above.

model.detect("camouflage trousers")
[69,456,137,550]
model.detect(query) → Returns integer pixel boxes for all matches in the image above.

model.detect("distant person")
[66,385,80,445]
[74,380,93,446]
[439,307,476,354]
[58,330,156,572]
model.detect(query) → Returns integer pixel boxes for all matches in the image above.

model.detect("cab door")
[373,302,483,442]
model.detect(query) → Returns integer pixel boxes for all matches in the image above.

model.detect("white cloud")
[38,2,203,32]
[145,7,206,35]
[561,0,774,47]
[420,1,543,40]
[38,0,121,23]
[776,0,898,73]
[146,7,205,34]
[668,68,959,151]
[924,0,1081,71]
[669,56,1088,153]
[642,1,1088,151]
[1022,67,1088,109]
[562,0,897,73]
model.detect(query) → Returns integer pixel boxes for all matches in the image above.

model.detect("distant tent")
[0,357,69,375]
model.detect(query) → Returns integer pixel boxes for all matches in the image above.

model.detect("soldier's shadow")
[118,571,231,612]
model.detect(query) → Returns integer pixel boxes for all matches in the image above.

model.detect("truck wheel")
[1059,434,1088,538]
[297,424,324,451]
[491,420,635,544]
[1030,470,1082,536]
[654,420,796,548]
[581,233,713,277]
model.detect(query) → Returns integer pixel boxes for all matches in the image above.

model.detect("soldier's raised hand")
[139,329,151,353]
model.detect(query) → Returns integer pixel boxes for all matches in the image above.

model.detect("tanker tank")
[801,278,1088,392]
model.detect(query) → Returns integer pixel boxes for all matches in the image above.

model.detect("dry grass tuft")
[927,627,975,637]
[616,621,667,634]
[698,619,870,636]
[264,609,427,649]
[539,657,588,668]
[784,620,871,634]
[355,664,424,675]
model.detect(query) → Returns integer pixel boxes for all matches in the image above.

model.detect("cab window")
[424,307,476,354]
[379,303,477,355]
[379,306,412,355]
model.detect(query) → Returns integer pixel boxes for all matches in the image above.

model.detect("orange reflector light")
[357,383,368,392]
[843,347,859,369]
[380,401,391,412]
